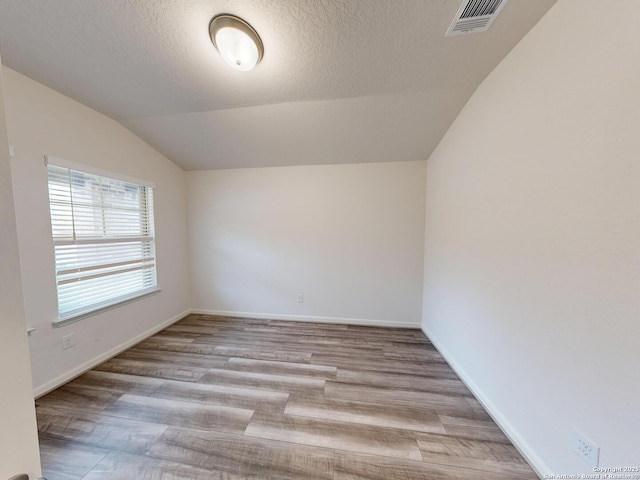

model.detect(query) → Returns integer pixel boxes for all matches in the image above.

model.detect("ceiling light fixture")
[209,14,264,72]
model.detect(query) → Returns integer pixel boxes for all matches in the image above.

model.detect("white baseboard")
[33,309,190,398]
[191,309,420,329]
[420,325,548,479]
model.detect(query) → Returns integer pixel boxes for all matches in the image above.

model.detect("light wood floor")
[36,314,538,479]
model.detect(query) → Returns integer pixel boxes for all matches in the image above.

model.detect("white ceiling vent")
[445,0,509,37]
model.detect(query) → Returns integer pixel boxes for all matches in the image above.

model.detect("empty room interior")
[1,0,639,479]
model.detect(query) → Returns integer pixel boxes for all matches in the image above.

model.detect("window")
[46,156,158,323]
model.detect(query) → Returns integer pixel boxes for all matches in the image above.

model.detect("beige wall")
[187,161,426,327]
[3,67,191,395]
[0,58,41,478]
[422,0,640,474]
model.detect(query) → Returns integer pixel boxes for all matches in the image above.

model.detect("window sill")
[53,287,161,328]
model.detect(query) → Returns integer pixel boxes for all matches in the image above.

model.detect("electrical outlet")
[572,429,599,467]
[62,333,76,350]
[297,294,304,303]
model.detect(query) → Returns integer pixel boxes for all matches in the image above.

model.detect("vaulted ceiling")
[0,0,556,170]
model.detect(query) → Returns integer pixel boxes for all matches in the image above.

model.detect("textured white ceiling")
[0,0,556,170]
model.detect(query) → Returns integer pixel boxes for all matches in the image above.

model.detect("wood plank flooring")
[36,314,537,480]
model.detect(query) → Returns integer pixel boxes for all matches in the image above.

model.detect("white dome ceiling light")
[209,14,264,72]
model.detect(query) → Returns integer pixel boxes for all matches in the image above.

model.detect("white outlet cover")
[62,333,75,350]
[572,429,599,468]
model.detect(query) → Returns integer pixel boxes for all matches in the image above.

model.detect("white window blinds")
[46,159,157,322]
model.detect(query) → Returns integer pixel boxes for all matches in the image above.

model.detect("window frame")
[45,155,160,326]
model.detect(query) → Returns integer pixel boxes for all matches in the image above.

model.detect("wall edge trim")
[420,324,547,479]
[192,309,419,328]
[33,309,190,398]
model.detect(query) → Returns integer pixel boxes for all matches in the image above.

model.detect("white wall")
[422,0,640,474]
[0,58,42,478]
[3,67,191,395]
[188,161,426,327]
